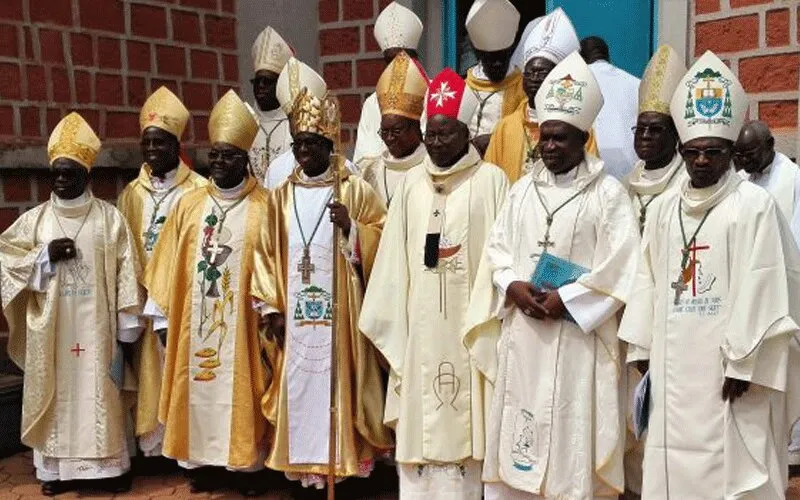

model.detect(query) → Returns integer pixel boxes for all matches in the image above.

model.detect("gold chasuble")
[465,68,526,137]
[0,196,141,457]
[485,99,599,183]
[143,177,270,469]
[117,161,207,439]
[251,167,393,481]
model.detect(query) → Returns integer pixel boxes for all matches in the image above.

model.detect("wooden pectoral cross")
[208,238,225,265]
[298,247,315,284]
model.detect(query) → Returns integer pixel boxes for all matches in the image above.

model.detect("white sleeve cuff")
[339,219,360,264]
[493,268,519,295]
[27,245,56,292]
[559,282,623,334]
[117,312,144,343]
[143,299,168,331]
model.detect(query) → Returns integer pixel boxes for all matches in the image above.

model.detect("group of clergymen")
[2,1,800,499]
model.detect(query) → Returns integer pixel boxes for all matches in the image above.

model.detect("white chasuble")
[285,181,336,465]
[619,171,800,499]
[360,146,509,469]
[463,156,640,498]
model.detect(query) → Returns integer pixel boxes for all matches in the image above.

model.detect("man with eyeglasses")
[619,51,800,499]
[118,86,207,462]
[247,26,293,184]
[465,52,639,500]
[486,8,598,183]
[143,90,272,496]
[360,51,428,207]
[360,67,508,499]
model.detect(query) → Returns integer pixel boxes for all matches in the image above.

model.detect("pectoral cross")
[208,238,224,265]
[297,247,315,284]
[70,343,85,357]
[671,276,688,305]
[537,216,555,252]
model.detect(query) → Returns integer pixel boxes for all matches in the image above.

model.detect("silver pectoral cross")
[671,275,688,305]
[297,247,315,284]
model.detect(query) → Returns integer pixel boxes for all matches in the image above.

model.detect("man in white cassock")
[618,50,800,499]
[267,58,358,189]
[0,112,142,496]
[360,68,508,499]
[463,52,640,499]
[248,26,293,185]
[354,1,424,164]
[581,36,640,180]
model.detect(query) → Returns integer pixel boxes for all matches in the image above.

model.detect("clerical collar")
[681,167,742,214]
[532,154,603,191]
[54,190,90,207]
[383,143,426,172]
[51,190,94,218]
[424,145,481,179]
[627,153,684,196]
[212,178,246,200]
[150,166,178,192]
[473,62,515,82]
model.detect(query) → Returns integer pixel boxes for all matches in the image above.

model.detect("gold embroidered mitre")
[47,112,101,170]
[139,86,190,139]
[208,90,259,151]
[376,50,428,121]
[290,88,340,144]
[639,44,685,115]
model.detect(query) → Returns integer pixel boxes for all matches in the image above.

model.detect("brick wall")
[692,0,799,155]
[318,0,393,150]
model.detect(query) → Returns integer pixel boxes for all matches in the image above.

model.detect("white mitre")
[669,50,747,143]
[374,2,423,51]
[465,0,520,51]
[276,57,327,114]
[523,7,579,65]
[534,51,603,132]
[639,44,686,116]
[251,26,292,74]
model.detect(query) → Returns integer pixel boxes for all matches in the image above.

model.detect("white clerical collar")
[383,143,426,171]
[150,166,178,192]
[213,178,246,200]
[54,190,90,207]
[299,166,331,183]
[681,167,742,214]
[473,62,515,82]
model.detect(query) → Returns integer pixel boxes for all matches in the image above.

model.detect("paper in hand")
[633,370,651,440]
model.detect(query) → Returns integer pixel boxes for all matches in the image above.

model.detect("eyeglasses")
[208,150,248,162]
[523,68,553,79]
[631,124,668,135]
[681,147,730,160]
[378,122,412,140]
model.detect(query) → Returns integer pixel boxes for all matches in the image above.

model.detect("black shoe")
[40,480,69,496]
[101,472,132,494]
[236,471,268,497]
[189,467,225,493]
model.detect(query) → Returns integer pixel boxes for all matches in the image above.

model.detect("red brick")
[76,108,99,132]
[51,66,70,103]
[192,115,209,143]
[191,50,218,79]
[323,61,352,90]
[739,53,800,93]
[156,45,186,76]
[182,82,213,111]
[356,58,385,87]
[127,41,151,72]
[128,76,147,107]
[0,0,22,21]
[320,27,359,56]
[319,0,338,22]
[0,106,12,135]
[23,26,33,59]
[45,108,63,133]
[3,172,32,202]
[0,208,20,232]
[0,24,17,58]
[106,112,139,138]
[338,94,361,124]
[71,33,94,66]
[97,37,121,69]
[39,30,64,64]
[695,15,759,56]
[221,0,234,13]
[95,73,124,106]
[180,0,216,8]
[343,0,372,20]
[340,128,351,145]
[759,100,799,129]
[74,70,92,103]
[79,0,125,33]
[798,6,800,44]
[172,10,201,43]
[695,0,719,14]
[766,9,790,47]
[730,0,771,6]
[152,78,180,96]
[90,169,119,199]
[206,15,236,49]
[30,0,72,25]
[131,4,167,39]
[222,54,237,82]
[0,63,22,100]
[25,65,45,101]
[365,24,380,52]
[20,107,40,138]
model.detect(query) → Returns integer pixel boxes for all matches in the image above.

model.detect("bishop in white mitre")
[117,86,207,457]
[248,26,293,184]
[359,50,428,206]
[0,112,143,496]
[463,52,641,499]
[618,50,800,499]
[360,68,509,500]
[354,1,424,164]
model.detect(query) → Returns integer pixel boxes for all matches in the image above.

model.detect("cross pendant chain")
[297,246,315,284]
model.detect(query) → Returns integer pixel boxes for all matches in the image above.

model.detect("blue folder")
[529,252,589,323]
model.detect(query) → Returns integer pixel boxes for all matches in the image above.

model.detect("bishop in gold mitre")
[359,50,428,206]
[143,90,272,496]
[251,85,392,489]
[117,86,207,459]
[0,112,143,496]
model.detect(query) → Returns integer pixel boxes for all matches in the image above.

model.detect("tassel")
[424,233,440,268]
